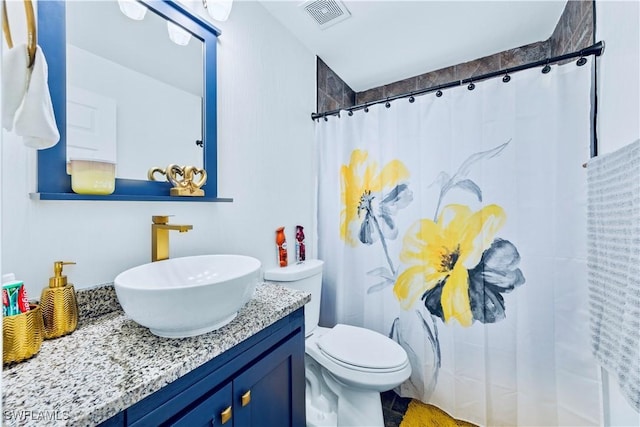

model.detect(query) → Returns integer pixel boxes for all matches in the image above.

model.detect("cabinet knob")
[220,406,232,424]
[241,390,251,407]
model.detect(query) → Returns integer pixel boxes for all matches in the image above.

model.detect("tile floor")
[381,390,412,427]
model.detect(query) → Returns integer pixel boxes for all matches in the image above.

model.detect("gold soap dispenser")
[40,261,78,339]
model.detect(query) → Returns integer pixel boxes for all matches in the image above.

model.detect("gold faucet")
[151,215,193,262]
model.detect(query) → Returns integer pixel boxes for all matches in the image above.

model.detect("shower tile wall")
[316,0,594,113]
[550,0,594,57]
[317,57,356,113]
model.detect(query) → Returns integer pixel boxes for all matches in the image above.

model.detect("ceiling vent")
[301,0,351,30]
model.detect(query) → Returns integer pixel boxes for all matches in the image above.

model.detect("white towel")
[1,43,29,131]
[13,46,60,149]
[587,139,640,412]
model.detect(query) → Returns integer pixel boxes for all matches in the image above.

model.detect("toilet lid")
[316,324,407,370]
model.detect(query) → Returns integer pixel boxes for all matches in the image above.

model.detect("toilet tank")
[264,259,323,337]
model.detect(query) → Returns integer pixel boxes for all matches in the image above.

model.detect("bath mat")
[400,400,477,427]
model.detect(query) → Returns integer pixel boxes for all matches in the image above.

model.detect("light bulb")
[203,0,232,22]
[117,0,147,20]
[167,21,192,46]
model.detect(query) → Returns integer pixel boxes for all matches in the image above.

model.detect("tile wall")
[317,57,356,113]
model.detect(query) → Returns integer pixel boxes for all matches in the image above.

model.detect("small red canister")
[276,227,288,267]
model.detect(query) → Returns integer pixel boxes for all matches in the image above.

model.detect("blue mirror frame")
[35,0,231,202]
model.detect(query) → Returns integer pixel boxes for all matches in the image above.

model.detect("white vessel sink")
[114,255,261,338]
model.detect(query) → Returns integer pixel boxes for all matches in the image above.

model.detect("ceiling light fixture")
[167,21,191,46]
[202,0,232,22]
[117,0,147,20]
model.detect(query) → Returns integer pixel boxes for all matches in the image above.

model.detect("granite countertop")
[2,283,310,427]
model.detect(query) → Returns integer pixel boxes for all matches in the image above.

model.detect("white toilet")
[264,259,411,427]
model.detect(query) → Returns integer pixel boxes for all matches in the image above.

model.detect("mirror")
[36,0,226,201]
[66,1,203,180]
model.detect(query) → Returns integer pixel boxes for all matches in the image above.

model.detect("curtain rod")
[311,40,605,121]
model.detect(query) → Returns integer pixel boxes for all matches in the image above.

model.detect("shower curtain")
[316,60,601,426]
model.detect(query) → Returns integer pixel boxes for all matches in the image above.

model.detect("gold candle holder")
[3,304,44,365]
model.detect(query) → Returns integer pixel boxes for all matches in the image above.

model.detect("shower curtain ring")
[467,81,475,91]
[364,104,369,113]
[436,90,443,97]
[409,96,415,103]
[385,100,391,108]
[502,72,511,83]
[576,51,587,66]
[542,60,551,74]
[348,109,353,116]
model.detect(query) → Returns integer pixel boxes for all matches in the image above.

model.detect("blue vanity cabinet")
[100,308,305,427]
[233,327,305,426]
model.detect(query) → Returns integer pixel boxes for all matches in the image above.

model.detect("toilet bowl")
[264,260,411,427]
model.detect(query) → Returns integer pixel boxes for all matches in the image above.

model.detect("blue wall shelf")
[30,193,233,202]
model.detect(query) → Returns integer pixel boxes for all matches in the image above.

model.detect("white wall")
[1,1,316,301]
[595,1,640,425]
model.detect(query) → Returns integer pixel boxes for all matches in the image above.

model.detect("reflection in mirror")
[65,1,203,180]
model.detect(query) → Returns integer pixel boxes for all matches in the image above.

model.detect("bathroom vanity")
[2,283,309,426]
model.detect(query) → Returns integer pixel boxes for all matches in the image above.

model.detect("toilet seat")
[306,325,411,393]
[320,351,410,373]
[316,324,409,372]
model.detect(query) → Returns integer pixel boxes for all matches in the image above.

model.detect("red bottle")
[295,225,306,263]
[276,227,288,267]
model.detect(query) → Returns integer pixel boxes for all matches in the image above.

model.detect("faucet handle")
[152,215,173,225]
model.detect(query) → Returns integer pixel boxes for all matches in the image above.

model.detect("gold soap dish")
[148,164,207,197]
[3,304,44,365]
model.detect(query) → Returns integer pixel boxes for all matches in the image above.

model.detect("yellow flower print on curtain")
[394,204,507,326]
[340,149,412,248]
[339,140,526,400]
